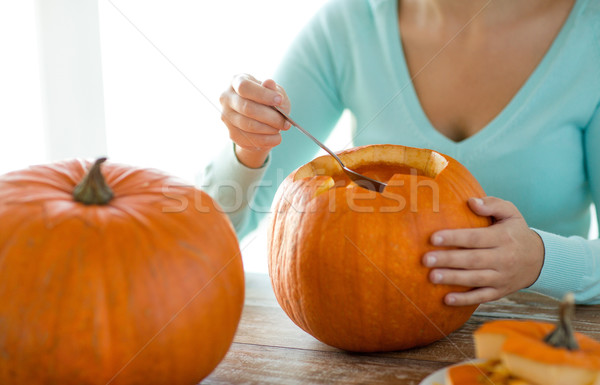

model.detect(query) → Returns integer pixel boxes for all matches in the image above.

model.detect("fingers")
[425,196,539,307]
[431,226,497,249]
[431,196,528,248]
[232,74,283,106]
[430,269,505,305]
[262,79,278,92]
[220,74,292,156]
[429,268,498,288]
[261,78,291,112]
[221,112,282,150]
[221,74,291,133]
[445,287,500,306]
[221,100,288,151]
[423,248,492,270]
[468,196,520,221]
[228,130,282,151]
[431,197,523,249]
[224,101,287,133]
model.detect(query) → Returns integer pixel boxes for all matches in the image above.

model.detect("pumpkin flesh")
[474,320,600,385]
[445,359,532,385]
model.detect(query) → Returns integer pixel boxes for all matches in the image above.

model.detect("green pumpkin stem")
[543,292,579,350]
[73,157,114,205]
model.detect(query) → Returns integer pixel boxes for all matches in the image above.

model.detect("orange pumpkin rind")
[0,159,245,384]
[268,144,491,352]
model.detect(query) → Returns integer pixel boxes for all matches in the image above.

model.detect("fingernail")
[446,295,456,305]
[472,198,483,206]
[432,272,442,283]
[273,95,282,105]
[432,234,444,246]
[284,121,291,130]
[425,254,437,267]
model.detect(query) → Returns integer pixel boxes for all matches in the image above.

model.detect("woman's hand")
[220,74,291,168]
[422,197,545,306]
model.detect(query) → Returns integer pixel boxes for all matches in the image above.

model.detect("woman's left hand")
[422,196,545,306]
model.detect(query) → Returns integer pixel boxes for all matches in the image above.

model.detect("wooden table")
[204,273,600,384]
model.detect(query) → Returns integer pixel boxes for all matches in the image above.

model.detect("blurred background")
[0,0,352,272]
[0,0,596,272]
[0,0,339,179]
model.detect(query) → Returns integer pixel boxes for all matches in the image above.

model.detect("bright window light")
[98,0,327,183]
[0,1,45,175]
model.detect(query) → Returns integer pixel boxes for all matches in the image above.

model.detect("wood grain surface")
[203,273,600,385]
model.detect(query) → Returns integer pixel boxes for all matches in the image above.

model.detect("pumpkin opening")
[293,146,448,190]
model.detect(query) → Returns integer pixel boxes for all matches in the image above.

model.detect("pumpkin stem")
[543,292,579,350]
[73,157,114,205]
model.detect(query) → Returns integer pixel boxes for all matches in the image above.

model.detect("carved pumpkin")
[268,144,491,352]
[471,294,600,385]
[0,158,244,384]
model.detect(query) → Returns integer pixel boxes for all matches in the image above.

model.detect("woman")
[204,0,600,306]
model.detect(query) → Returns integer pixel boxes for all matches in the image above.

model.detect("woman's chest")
[397,1,575,142]
[352,112,589,236]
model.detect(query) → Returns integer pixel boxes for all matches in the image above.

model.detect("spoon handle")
[271,106,346,168]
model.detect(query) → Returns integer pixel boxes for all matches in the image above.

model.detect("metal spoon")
[271,106,387,193]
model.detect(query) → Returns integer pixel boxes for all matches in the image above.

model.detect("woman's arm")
[525,102,600,304]
[201,2,346,239]
[200,75,289,233]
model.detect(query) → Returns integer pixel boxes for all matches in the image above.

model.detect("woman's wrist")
[234,144,270,169]
[526,228,546,288]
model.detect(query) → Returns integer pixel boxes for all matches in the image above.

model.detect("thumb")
[468,196,519,221]
[262,78,289,111]
[262,78,278,91]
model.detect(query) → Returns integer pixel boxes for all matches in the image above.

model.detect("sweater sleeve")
[198,144,271,232]
[200,2,345,239]
[527,102,600,304]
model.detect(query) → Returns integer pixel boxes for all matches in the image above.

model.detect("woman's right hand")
[220,74,291,168]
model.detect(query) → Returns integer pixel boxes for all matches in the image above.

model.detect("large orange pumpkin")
[268,144,491,352]
[0,158,244,384]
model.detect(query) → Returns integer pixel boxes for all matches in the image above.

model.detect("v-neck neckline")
[387,0,583,149]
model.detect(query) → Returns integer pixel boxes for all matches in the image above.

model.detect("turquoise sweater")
[203,0,600,303]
